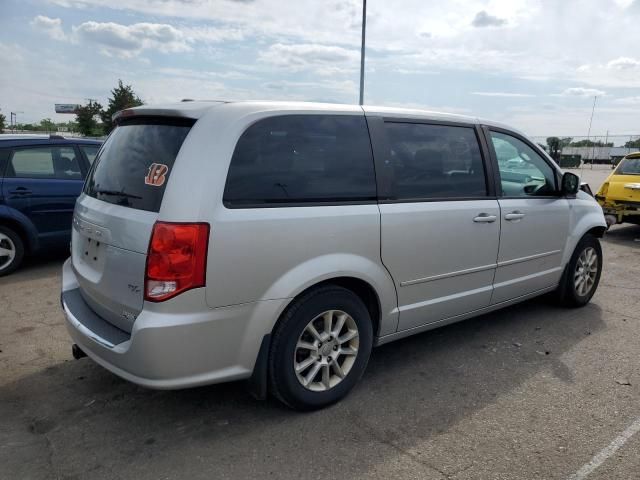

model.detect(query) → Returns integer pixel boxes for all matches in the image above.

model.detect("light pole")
[359,0,367,106]
[10,111,23,132]
[584,96,597,172]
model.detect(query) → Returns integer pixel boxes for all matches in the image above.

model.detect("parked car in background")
[0,135,101,275]
[61,101,606,410]
[596,152,640,227]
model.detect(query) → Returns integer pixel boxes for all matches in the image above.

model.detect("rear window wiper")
[94,189,143,200]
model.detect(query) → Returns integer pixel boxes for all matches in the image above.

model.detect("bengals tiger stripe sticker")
[145,163,169,187]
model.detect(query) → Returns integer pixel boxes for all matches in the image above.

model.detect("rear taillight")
[145,222,210,302]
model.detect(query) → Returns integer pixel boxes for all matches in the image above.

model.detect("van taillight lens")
[145,222,210,302]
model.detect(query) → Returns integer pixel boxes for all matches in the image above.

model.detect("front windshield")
[616,158,640,175]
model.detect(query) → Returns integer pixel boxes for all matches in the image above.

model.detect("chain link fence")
[530,134,640,168]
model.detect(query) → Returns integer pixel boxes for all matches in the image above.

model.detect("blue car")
[0,134,102,275]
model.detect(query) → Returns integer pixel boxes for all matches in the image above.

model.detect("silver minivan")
[61,101,607,410]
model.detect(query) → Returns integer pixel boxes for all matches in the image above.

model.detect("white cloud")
[472,91,534,97]
[471,11,507,27]
[29,16,247,58]
[156,67,250,81]
[573,57,640,88]
[258,43,359,75]
[12,0,640,133]
[606,57,640,70]
[184,26,245,44]
[30,16,66,41]
[614,96,640,105]
[262,79,356,96]
[72,21,191,57]
[555,87,606,97]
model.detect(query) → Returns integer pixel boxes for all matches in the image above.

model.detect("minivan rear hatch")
[72,117,194,332]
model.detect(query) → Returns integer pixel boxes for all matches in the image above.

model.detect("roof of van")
[113,100,514,131]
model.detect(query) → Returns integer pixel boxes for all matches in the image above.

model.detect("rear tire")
[0,226,24,277]
[268,285,373,411]
[556,234,602,307]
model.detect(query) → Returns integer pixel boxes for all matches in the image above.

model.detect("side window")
[7,146,82,180]
[383,122,488,199]
[80,145,100,165]
[223,115,376,206]
[490,131,557,197]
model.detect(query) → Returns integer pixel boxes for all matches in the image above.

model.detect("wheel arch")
[586,225,607,238]
[562,211,607,266]
[0,211,37,253]
[247,274,389,401]
[284,276,382,338]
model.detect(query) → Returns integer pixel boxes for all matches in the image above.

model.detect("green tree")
[76,101,103,137]
[100,79,143,134]
[560,137,573,148]
[569,139,613,147]
[39,118,56,133]
[0,110,5,133]
[546,137,561,160]
[624,138,640,148]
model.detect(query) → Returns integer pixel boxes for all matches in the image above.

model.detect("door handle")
[505,211,525,221]
[9,187,32,196]
[473,213,497,223]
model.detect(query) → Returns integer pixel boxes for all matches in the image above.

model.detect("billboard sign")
[55,104,81,114]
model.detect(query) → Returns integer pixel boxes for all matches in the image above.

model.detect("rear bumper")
[597,198,640,220]
[61,258,288,389]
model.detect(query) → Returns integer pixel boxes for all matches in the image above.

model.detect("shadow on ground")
[0,295,605,480]
[603,224,640,247]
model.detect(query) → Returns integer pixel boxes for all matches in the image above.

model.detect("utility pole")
[10,111,23,132]
[359,0,367,106]
[585,95,597,171]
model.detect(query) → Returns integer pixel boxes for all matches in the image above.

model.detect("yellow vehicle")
[596,152,640,227]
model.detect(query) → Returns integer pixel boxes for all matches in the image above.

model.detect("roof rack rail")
[49,134,65,139]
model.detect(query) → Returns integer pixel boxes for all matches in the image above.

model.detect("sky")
[1,0,640,138]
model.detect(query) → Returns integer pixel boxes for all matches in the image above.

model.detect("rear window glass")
[223,115,376,206]
[84,119,192,212]
[617,158,640,175]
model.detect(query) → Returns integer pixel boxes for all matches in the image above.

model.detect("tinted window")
[223,115,376,206]
[80,145,100,165]
[617,157,640,175]
[383,122,487,199]
[6,146,82,180]
[490,131,557,197]
[84,120,192,212]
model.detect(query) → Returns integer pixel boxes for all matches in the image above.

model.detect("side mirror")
[561,172,580,196]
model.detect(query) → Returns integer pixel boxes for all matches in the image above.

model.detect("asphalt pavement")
[1,166,639,480]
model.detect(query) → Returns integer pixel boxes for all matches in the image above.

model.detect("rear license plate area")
[79,234,105,266]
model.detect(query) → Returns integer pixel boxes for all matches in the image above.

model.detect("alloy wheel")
[293,310,360,392]
[0,233,16,271]
[574,246,598,297]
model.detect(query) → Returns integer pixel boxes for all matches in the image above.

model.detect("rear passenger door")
[2,145,84,245]
[485,128,570,303]
[369,118,500,331]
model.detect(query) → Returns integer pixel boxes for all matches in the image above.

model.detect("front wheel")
[557,234,602,307]
[268,285,373,411]
[0,226,25,277]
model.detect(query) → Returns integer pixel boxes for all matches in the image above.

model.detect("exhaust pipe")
[72,344,87,360]
[604,215,617,229]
